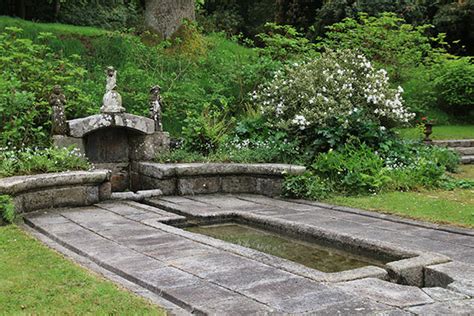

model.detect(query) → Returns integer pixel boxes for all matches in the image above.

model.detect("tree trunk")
[18,0,26,19]
[144,0,195,39]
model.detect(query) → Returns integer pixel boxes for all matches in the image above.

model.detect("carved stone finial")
[100,66,125,114]
[149,85,163,132]
[49,85,69,135]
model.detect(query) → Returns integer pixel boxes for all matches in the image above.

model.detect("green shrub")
[433,57,474,118]
[256,23,317,62]
[313,142,392,194]
[318,13,450,81]
[0,147,91,178]
[282,173,332,200]
[0,27,91,147]
[58,1,143,31]
[0,195,15,224]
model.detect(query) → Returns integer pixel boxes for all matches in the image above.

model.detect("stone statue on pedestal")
[101,66,125,113]
[49,85,69,135]
[149,85,163,131]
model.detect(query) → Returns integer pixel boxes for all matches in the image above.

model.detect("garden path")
[24,194,474,315]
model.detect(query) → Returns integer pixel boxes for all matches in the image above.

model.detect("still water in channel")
[186,223,386,273]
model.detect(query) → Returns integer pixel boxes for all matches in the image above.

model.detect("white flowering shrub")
[253,49,415,132]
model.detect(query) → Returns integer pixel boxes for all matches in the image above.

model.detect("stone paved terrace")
[24,194,474,315]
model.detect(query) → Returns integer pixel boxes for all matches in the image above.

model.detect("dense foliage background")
[0,0,473,197]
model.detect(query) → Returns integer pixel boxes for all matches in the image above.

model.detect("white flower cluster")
[251,50,414,131]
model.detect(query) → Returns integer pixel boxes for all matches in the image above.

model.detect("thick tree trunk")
[144,0,195,39]
[18,0,26,19]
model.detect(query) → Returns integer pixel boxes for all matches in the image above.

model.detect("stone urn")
[423,123,433,143]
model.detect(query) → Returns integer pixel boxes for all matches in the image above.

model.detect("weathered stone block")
[257,177,283,196]
[178,177,221,195]
[132,174,177,195]
[386,253,450,287]
[14,185,99,213]
[94,163,129,192]
[129,132,170,161]
[221,176,257,193]
[99,181,112,200]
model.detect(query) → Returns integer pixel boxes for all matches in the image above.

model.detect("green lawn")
[0,225,165,315]
[397,125,474,140]
[326,165,474,228]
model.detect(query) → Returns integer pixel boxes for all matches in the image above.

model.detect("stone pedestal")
[130,132,170,161]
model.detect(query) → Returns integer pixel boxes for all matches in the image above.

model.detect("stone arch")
[68,113,155,138]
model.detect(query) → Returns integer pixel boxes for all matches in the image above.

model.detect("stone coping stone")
[68,113,155,138]
[134,162,306,179]
[0,170,111,195]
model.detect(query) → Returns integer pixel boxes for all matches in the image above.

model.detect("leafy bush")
[433,57,474,118]
[313,142,391,194]
[58,0,143,31]
[282,173,332,200]
[0,27,91,147]
[318,13,450,81]
[283,139,461,199]
[0,195,15,225]
[158,130,300,164]
[0,147,91,178]
[256,23,317,62]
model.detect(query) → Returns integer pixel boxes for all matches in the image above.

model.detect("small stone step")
[461,155,474,164]
[453,147,474,155]
[433,139,474,148]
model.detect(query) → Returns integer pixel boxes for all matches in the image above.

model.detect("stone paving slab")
[24,194,474,315]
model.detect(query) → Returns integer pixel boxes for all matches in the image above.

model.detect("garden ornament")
[50,85,69,135]
[149,85,163,131]
[101,66,125,113]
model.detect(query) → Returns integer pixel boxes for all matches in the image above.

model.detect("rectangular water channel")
[186,222,390,273]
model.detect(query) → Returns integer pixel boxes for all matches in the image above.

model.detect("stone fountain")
[52,67,170,192]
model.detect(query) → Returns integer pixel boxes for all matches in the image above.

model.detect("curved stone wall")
[131,162,306,196]
[0,170,112,214]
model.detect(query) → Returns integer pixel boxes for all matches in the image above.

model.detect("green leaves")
[0,27,90,147]
[0,195,15,224]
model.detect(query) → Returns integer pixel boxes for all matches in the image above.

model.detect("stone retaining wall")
[131,162,306,196]
[0,170,112,214]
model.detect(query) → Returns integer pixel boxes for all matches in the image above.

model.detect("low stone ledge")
[0,170,112,214]
[0,170,111,195]
[131,162,306,196]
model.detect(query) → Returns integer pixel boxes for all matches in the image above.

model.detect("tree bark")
[18,0,26,19]
[144,0,195,39]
